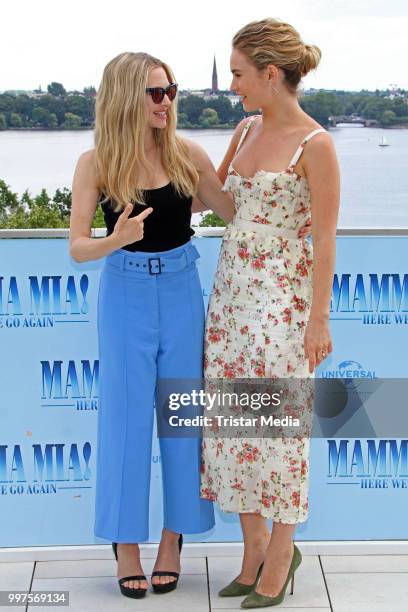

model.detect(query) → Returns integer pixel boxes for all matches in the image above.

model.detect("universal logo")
[321,360,376,383]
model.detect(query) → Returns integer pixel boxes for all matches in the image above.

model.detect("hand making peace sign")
[112,203,153,248]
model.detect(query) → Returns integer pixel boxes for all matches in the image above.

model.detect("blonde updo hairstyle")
[232,18,321,93]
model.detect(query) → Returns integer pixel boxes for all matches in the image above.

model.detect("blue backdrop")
[0,235,407,546]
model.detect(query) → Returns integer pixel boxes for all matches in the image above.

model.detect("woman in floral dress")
[200,18,340,608]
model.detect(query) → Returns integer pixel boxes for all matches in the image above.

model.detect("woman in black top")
[69,52,235,599]
[101,181,194,253]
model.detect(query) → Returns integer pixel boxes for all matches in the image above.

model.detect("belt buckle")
[148,257,162,275]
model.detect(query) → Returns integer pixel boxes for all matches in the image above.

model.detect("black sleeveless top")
[100,182,194,252]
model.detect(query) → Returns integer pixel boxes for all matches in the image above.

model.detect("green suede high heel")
[240,545,302,608]
[218,562,264,597]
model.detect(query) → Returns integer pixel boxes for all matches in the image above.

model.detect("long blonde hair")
[233,18,321,93]
[94,52,199,211]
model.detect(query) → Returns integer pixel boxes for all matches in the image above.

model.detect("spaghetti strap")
[287,128,327,171]
[235,115,258,154]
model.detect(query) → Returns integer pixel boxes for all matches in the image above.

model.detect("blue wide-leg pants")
[94,240,215,542]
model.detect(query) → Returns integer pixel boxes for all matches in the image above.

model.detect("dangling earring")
[268,71,279,95]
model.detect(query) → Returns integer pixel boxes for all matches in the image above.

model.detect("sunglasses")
[145,83,178,104]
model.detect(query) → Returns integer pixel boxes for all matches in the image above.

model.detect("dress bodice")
[223,116,326,234]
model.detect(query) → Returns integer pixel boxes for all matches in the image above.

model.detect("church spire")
[212,55,218,92]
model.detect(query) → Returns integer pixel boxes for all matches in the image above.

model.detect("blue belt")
[105,242,200,275]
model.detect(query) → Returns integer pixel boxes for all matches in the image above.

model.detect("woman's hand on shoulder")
[217,116,255,182]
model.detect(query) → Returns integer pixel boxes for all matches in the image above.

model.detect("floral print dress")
[200,116,326,523]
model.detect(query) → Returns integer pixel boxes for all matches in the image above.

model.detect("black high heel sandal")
[151,533,183,594]
[112,542,148,599]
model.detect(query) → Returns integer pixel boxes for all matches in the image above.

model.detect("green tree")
[178,95,206,124]
[0,180,20,225]
[300,92,343,126]
[199,212,226,227]
[14,94,34,120]
[391,98,407,117]
[389,115,408,125]
[232,101,246,123]
[358,95,398,121]
[47,82,66,97]
[0,181,105,229]
[344,101,356,115]
[177,112,192,128]
[0,94,15,113]
[93,204,106,227]
[63,112,81,128]
[83,86,96,95]
[37,95,65,123]
[0,113,7,130]
[9,113,23,127]
[206,96,233,123]
[199,108,219,127]
[31,106,51,126]
[65,95,94,124]
[53,187,72,218]
[48,113,58,128]
[380,110,396,126]
[0,183,65,229]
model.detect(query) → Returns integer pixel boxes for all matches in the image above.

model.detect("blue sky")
[2,0,408,92]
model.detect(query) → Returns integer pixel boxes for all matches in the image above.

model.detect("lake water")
[0,125,407,228]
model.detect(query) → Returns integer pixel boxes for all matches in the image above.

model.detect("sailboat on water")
[379,135,390,147]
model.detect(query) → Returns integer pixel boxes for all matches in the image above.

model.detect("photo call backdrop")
[0,234,407,547]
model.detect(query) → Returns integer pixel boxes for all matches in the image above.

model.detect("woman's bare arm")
[305,133,340,320]
[191,117,250,213]
[69,150,120,262]
[302,132,340,371]
[69,151,153,263]
[186,139,236,223]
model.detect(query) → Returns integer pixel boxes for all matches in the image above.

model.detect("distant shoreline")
[2,124,408,132]
[0,125,235,131]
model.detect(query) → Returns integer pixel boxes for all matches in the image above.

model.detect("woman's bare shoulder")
[77,148,96,167]
[234,114,260,137]
[180,137,211,169]
[302,127,337,170]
